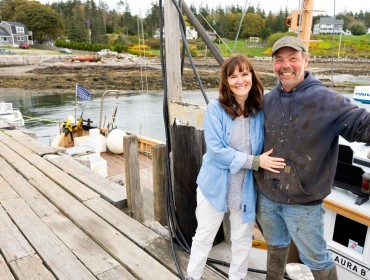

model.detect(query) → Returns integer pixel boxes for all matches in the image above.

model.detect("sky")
[38,0,368,16]
[124,0,368,16]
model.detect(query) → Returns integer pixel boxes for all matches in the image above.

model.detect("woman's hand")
[259,148,285,173]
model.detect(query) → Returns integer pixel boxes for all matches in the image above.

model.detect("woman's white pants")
[186,188,254,280]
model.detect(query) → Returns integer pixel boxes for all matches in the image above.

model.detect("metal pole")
[181,1,224,66]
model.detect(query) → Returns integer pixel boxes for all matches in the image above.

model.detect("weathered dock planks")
[0,129,226,280]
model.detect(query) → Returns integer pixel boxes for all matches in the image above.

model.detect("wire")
[232,0,249,53]
[159,0,187,279]
[172,0,209,104]
[330,0,337,90]
[23,115,60,123]
[159,1,284,279]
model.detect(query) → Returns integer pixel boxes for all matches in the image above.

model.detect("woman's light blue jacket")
[196,99,264,223]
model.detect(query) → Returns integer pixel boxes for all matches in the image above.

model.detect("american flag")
[76,84,92,101]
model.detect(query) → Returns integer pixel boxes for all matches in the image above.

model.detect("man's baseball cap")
[271,36,307,56]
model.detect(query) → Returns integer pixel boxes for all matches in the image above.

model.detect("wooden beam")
[299,0,314,52]
[164,0,182,103]
[124,135,144,222]
[152,144,167,226]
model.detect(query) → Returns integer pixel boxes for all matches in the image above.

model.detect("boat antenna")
[330,0,336,90]
[79,101,87,119]
[232,0,249,54]
[74,84,78,125]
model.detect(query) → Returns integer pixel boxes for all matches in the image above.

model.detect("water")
[0,85,368,146]
[0,88,218,145]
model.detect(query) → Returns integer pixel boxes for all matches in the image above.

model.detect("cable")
[159,1,287,279]
[232,0,249,53]
[159,1,188,279]
[171,0,209,104]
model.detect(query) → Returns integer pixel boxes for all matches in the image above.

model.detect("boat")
[0,102,25,128]
[157,1,370,279]
[323,137,370,279]
[353,86,370,104]
[50,89,163,179]
[69,55,100,62]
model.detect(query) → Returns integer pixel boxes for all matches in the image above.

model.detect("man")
[254,35,370,280]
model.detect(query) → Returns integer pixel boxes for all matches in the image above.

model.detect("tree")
[60,1,89,43]
[348,20,367,35]
[241,13,265,38]
[12,1,65,43]
[144,2,160,37]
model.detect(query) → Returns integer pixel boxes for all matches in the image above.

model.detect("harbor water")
[0,83,367,146]
[0,88,218,145]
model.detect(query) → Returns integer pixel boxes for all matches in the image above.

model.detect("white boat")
[322,138,370,279]
[353,86,370,104]
[50,90,163,179]
[0,102,24,128]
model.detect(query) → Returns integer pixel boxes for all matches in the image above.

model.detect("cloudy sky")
[38,0,368,16]
[125,0,368,16]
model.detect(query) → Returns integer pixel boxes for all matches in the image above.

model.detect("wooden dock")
[0,129,228,280]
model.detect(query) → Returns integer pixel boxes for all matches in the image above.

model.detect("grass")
[146,34,370,59]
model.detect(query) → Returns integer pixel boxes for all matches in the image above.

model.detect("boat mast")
[288,0,315,52]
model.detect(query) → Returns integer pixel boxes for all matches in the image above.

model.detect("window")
[333,214,367,254]
[16,26,24,34]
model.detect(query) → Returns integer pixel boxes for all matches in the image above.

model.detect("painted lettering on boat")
[329,250,369,279]
[354,92,370,97]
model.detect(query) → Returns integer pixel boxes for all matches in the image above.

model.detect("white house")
[0,21,33,47]
[313,17,348,35]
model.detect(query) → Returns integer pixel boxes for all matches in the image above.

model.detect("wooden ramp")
[0,129,226,280]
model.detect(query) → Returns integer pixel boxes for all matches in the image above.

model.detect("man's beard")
[278,67,304,88]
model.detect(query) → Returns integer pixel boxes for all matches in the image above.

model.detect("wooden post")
[164,0,182,103]
[152,144,167,226]
[123,135,144,223]
[171,122,207,246]
[299,0,314,52]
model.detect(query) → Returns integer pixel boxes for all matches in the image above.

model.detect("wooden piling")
[152,144,167,226]
[124,135,144,223]
[171,122,205,245]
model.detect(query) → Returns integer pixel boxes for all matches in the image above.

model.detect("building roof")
[0,21,30,35]
[0,27,11,37]
[320,17,344,25]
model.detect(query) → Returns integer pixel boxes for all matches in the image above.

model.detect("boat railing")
[99,90,120,133]
[137,135,165,158]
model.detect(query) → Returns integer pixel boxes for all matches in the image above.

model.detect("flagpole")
[75,84,78,125]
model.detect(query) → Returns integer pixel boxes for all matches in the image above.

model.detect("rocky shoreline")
[0,55,368,94]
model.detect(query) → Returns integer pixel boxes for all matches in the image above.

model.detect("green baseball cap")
[271,36,307,56]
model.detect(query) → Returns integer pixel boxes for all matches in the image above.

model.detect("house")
[313,17,348,35]
[0,21,33,47]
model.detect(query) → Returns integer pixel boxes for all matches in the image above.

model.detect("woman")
[186,54,285,280]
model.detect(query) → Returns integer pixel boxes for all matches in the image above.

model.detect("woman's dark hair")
[219,54,263,119]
